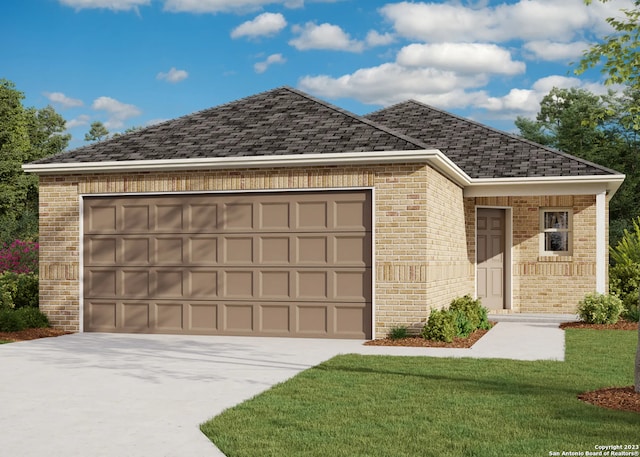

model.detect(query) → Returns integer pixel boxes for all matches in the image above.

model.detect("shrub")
[610,263,640,322]
[577,292,624,324]
[0,272,39,309]
[0,240,39,274]
[451,308,473,338]
[388,326,409,340]
[16,307,49,329]
[448,295,491,331]
[610,217,640,266]
[422,309,456,343]
[0,307,49,332]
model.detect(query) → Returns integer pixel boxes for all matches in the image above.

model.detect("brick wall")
[38,166,600,335]
[41,164,472,335]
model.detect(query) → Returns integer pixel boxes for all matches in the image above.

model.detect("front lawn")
[201,329,639,457]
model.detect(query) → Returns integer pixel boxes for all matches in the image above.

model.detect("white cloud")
[299,62,488,107]
[479,75,610,118]
[66,114,91,129]
[231,12,287,39]
[379,0,631,43]
[254,53,286,73]
[289,22,364,52]
[91,96,142,129]
[397,43,525,75]
[58,0,149,11]
[365,30,395,47]
[164,0,286,13]
[523,40,591,62]
[156,67,189,83]
[43,92,84,108]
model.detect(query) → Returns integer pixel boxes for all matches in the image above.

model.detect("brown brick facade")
[38,165,601,335]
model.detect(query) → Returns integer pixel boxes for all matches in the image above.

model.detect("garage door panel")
[85,269,117,297]
[259,202,290,230]
[188,203,218,232]
[122,270,150,297]
[122,302,150,330]
[85,301,117,330]
[223,304,254,332]
[223,237,254,263]
[190,237,218,264]
[188,303,218,331]
[156,303,184,331]
[84,191,372,338]
[189,271,218,297]
[297,305,328,334]
[259,237,290,263]
[259,271,290,298]
[122,205,150,232]
[259,305,290,333]
[155,270,184,297]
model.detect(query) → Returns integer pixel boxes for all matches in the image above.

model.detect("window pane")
[545,232,568,252]
[544,211,568,229]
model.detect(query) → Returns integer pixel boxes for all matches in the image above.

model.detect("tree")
[516,87,640,246]
[0,79,69,243]
[577,0,640,128]
[84,121,109,142]
[578,0,640,392]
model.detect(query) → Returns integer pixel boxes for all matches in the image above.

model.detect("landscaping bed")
[364,326,491,348]
[0,327,69,342]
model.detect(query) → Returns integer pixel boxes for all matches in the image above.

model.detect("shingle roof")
[365,100,618,179]
[32,87,426,165]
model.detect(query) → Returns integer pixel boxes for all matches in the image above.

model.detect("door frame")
[475,206,513,311]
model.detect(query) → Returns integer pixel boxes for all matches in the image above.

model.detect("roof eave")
[23,149,463,177]
[465,174,626,199]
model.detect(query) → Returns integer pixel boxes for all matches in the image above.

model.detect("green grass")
[201,329,639,457]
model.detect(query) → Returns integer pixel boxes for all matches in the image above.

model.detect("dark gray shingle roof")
[365,100,618,179]
[33,87,425,165]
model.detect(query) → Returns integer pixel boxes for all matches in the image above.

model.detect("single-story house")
[24,87,625,339]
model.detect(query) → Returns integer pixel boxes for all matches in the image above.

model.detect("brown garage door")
[83,191,372,338]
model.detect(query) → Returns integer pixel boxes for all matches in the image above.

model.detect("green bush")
[388,326,409,340]
[609,263,640,322]
[448,295,491,331]
[451,308,473,338]
[577,292,624,324]
[0,307,49,332]
[0,272,38,310]
[422,309,456,343]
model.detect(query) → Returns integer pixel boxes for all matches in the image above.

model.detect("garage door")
[83,191,372,338]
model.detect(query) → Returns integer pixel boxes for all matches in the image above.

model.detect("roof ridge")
[371,99,621,176]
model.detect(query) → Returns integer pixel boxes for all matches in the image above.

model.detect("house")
[23,87,625,339]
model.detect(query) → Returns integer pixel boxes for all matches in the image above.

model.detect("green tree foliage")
[84,121,109,142]
[0,79,69,243]
[516,87,640,246]
[577,0,640,128]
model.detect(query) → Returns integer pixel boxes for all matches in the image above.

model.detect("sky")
[2,0,633,150]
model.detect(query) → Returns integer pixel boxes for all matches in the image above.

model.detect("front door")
[476,208,505,310]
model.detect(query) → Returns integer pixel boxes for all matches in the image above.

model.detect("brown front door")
[83,191,372,339]
[476,208,505,310]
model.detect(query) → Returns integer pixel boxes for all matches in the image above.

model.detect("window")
[541,209,571,255]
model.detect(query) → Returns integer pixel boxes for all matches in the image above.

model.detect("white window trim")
[540,208,573,256]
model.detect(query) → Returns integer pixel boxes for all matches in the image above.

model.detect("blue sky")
[2,0,632,150]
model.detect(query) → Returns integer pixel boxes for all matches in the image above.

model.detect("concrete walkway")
[0,315,574,457]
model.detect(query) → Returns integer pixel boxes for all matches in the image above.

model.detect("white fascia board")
[23,149,451,175]
[464,174,625,199]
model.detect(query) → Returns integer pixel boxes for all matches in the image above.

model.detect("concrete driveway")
[0,317,569,457]
[0,333,367,457]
